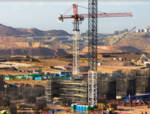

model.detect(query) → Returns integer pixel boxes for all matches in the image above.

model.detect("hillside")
[0,24,70,37]
[115,32,150,53]
[1,23,150,56]
[82,32,150,54]
[0,24,71,57]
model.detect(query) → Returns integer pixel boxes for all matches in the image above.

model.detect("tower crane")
[58,3,133,105]
[88,0,132,106]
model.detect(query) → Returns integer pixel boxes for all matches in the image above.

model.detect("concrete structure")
[144,28,149,32]
[0,76,4,91]
[45,79,87,105]
[45,68,150,105]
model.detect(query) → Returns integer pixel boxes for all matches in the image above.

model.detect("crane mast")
[88,0,98,106]
[72,4,80,78]
[73,22,80,78]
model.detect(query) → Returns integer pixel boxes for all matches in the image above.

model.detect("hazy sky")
[0,1,149,33]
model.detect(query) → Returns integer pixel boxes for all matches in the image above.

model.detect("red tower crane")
[58,3,132,75]
[58,4,132,22]
[58,4,133,105]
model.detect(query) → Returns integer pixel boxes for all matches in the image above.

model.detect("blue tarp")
[56,109,64,112]
[54,72,71,77]
[123,93,150,101]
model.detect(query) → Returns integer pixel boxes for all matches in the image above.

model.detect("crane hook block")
[58,15,64,22]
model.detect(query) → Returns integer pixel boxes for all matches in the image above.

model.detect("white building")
[136,29,141,33]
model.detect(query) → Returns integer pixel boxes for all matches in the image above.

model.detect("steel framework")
[88,0,98,106]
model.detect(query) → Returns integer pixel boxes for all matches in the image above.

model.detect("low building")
[18,67,42,74]
[136,28,150,33]
[3,74,43,81]
[136,29,141,33]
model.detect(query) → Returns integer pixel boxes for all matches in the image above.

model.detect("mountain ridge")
[0,24,70,37]
[0,23,150,56]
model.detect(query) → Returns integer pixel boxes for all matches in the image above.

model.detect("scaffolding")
[45,80,53,103]
[73,30,80,78]
[88,71,97,105]
[88,0,98,106]
[45,79,88,105]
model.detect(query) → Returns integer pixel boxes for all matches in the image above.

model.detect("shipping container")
[34,76,42,80]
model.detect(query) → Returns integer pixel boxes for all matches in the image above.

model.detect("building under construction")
[45,68,150,105]
[45,79,88,105]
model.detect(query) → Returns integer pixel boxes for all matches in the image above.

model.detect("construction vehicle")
[137,54,150,66]
[97,103,117,111]
[140,54,150,61]
[0,110,9,114]
[97,103,105,110]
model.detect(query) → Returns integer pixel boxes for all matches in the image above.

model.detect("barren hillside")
[82,32,150,54]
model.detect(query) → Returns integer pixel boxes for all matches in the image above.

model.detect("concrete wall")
[97,69,150,100]
[45,79,87,105]
[46,69,150,104]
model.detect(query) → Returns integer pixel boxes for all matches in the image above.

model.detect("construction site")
[2,53,150,113]
[1,0,150,114]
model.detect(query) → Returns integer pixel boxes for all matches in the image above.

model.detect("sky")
[0,1,149,34]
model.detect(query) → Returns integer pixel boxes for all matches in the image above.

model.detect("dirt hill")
[82,32,150,54]
[0,24,70,57]
[1,23,150,56]
[115,32,150,53]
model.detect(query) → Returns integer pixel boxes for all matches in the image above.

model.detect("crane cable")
[78,4,106,14]
[61,6,72,15]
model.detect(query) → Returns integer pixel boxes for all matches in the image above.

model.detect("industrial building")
[136,26,150,33]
